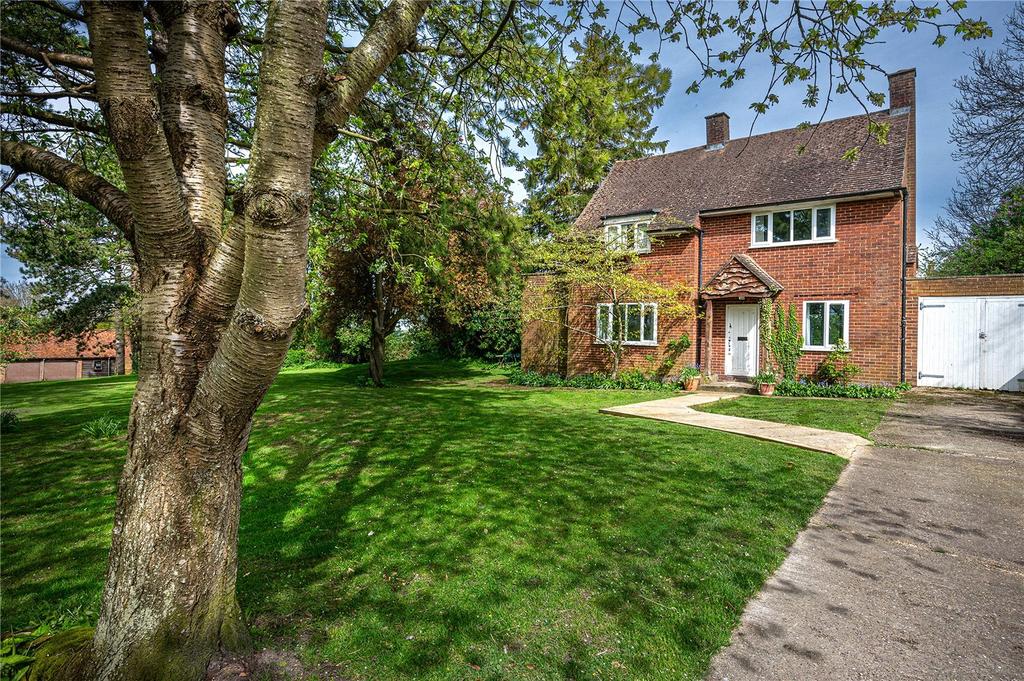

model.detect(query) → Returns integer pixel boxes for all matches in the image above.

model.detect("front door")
[725,304,759,377]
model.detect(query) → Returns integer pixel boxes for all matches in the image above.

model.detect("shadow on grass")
[2,359,844,679]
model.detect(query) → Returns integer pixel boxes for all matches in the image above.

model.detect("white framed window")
[751,204,835,247]
[603,217,653,254]
[596,302,657,345]
[803,300,849,351]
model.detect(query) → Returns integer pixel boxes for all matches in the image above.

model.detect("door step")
[704,381,758,395]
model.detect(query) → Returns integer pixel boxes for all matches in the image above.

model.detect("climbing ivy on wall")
[760,300,803,380]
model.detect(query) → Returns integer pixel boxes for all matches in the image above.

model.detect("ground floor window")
[803,300,849,350]
[596,302,657,345]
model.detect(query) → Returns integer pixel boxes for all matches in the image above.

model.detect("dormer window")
[751,203,835,247]
[603,216,653,254]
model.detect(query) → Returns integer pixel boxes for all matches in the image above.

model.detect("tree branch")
[1,138,136,251]
[0,102,106,136]
[86,1,198,270]
[30,0,86,23]
[314,0,431,156]
[1,34,94,73]
[153,0,238,253]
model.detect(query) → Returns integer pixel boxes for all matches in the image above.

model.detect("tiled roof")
[703,254,783,298]
[6,330,118,359]
[576,109,910,231]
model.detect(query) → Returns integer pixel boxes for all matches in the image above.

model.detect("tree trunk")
[91,402,251,680]
[10,0,430,677]
[369,323,387,387]
[112,309,126,375]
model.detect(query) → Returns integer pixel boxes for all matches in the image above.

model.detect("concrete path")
[600,392,870,459]
[707,389,1024,680]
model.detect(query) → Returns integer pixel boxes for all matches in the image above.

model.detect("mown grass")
[1,360,845,679]
[695,395,893,439]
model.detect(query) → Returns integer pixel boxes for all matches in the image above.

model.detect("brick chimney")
[888,68,917,279]
[888,68,916,113]
[705,112,729,148]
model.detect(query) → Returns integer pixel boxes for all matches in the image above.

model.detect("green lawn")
[1,360,845,680]
[695,395,893,439]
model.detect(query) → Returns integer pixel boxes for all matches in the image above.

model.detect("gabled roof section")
[703,254,782,299]
[577,109,910,231]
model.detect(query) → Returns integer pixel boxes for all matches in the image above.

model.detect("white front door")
[725,304,759,377]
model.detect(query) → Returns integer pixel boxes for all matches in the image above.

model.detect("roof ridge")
[614,108,894,166]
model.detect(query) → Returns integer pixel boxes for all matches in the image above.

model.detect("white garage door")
[917,296,1024,391]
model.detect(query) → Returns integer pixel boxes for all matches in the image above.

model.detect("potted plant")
[754,370,778,396]
[680,365,701,392]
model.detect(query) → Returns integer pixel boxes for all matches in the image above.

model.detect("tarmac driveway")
[707,390,1024,680]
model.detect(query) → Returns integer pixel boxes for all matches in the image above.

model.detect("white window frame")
[750,203,836,248]
[802,299,850,351]
[595,302,658,346]
[603,215,654,254]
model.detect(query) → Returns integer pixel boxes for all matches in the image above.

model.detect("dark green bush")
[283,348,342,370]
[1,409,19,433]
[507,367,676,391]
[776,379,911,399]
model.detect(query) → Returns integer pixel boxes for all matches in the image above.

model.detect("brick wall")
[700,195,906,383]
[523,195,945,385]
[564,232,700,377]
[521,273,562,374]
[904,274,1024,383]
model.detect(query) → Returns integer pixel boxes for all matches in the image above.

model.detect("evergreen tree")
[522,26,670,235]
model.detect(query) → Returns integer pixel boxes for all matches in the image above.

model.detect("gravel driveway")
[707,389,1024,680]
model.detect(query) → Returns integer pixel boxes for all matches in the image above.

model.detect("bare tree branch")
[0,101,106,135]
[1,34,93,73]
[1,138,135,250]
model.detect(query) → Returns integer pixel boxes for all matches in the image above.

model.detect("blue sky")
[1,1,1017,282]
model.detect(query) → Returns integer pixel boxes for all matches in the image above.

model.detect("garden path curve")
[599,393,870,459]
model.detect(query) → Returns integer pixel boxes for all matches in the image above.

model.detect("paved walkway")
[599,392,870,459]
[707,389,1024,680]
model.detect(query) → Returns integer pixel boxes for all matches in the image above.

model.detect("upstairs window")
[604,218,652,254]
[752,204,834,246]
[596,303,657,345]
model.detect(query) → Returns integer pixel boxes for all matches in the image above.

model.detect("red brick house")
[2,330,130,383]
[522,69,1024,389]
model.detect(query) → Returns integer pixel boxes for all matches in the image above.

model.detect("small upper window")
[604,218,652,254]
[752,204,834,246]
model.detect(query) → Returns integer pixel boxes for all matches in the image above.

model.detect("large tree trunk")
[11,1,431,677]
[91,407,251,679]
[83,1,328,678]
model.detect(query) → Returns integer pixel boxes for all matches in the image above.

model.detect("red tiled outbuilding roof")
[6,330,118,360]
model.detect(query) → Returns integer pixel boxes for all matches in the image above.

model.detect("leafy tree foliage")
[930,4,1024,273]
[2,177,135,354]
[929,186,1024,276]
[311,114,519,385]
[521,25,670,234]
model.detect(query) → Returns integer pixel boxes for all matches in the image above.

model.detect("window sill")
[750,238,837,249]
[594,341,659,347]
[802,345,852,352]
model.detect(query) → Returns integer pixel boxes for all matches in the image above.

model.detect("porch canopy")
[700,254,782,377]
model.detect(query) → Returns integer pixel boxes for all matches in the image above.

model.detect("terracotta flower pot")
[683,377,700,392]
[758,382,776,396]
